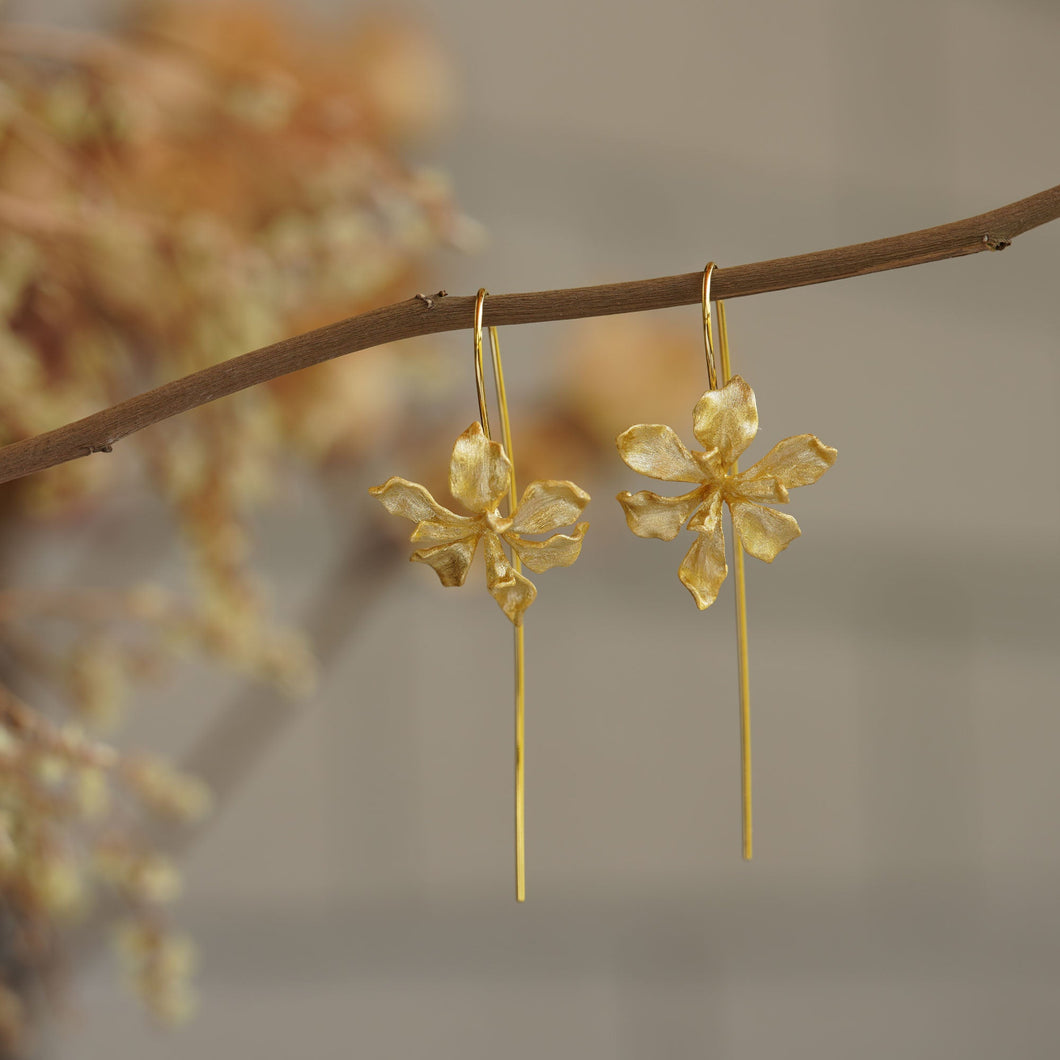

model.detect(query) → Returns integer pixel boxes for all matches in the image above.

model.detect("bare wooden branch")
[2,183,1058,485]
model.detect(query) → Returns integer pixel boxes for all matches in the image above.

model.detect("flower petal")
[728,499,801,562]
[616,487,704,541]
[686,488,723,535]
[411,535,480,586]
[510,480,590,534]
[508,522,589,573]
[411,514,479,546]
[740,434,837,490]
[729,475,789,505]
[369,477,465,526]
[615,424,703,483]
[691,375,758,464]
[484,534,537,623]
[695,446,728,482]
[678,523,728,610]
[449,422,512,513]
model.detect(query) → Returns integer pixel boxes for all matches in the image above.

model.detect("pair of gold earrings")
[371,266,836,900]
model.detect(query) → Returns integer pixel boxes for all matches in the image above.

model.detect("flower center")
[696,448,736,487]
[484,508,513,534]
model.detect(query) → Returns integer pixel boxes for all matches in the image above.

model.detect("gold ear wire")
[473,289,517,492]
[707,277,753,862]
[702,266,753,860]
[373,290,591,903]
[616,265,835,864]
[474,288,527,901]
[702,262,720,390]
[472,288,493,437]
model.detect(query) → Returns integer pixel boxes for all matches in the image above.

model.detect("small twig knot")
[414,290,448,310]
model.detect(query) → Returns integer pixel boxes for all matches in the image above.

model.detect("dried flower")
[0,0,463,1042]
[66,638,128,730]
[73,767,110,820]
[95,846,181,905]
[121,755,212,824]
[32,851,85,915]
[114,919,197,1026]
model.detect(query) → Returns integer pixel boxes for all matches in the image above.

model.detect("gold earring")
[371,288,591,901]
[615,263,837,859]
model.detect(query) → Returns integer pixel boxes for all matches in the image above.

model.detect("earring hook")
[702,262,720,390]
[473,288,492,437]
[473,288,517,473]
[699,260,725,390]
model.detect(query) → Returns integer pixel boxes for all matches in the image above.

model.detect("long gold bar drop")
[513,620,526,900]
[716,301,753,861]
[489,325,527,901]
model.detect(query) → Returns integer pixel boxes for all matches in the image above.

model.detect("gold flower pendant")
[372,421,590,625]
[617,374,836,609]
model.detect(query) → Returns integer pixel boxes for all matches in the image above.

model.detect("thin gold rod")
[485,320,527,903]
[512,620,526,902]
[717,300,753,861]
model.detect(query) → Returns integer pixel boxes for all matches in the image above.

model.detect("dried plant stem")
[1,183,1058,486]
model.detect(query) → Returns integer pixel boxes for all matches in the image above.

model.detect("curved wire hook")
[473,288,493,437]
[473,288,517,490]
[702,262,720,390]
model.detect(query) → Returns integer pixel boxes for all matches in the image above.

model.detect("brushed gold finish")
[616,376,834,606]
[372,290,590,901]
[616,273,835,859]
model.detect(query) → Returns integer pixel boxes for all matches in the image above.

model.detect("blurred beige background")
[19,0,1060,1056]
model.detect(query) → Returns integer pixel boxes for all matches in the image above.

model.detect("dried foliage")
[0,1,463,1048]
[0,4,725,1050]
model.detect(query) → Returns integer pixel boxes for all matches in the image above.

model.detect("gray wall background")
[18,0,1060,1056]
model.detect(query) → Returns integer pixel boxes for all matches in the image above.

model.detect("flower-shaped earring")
[372,427,589,622]
[371,289,590,901]
[615,263,836,858]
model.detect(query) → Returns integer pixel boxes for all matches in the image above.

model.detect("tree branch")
[2,183,1058,485]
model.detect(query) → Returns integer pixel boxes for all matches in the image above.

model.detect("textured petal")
[410,535,479,586]
[729,499,801,562]
[616,487,704,541]
[449,422,512,513]
[692,375,758,465]
[729,475,789,505]
[694,446,728,483]
[484,534,536,623]
[686,488,723,534]
[740,434,837,490]
[615,424,703,483]
[369,477,465,526]
[510,480,590,534]
[411,513,480,546]
[678,522,728,610]
[507,522,589,573]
